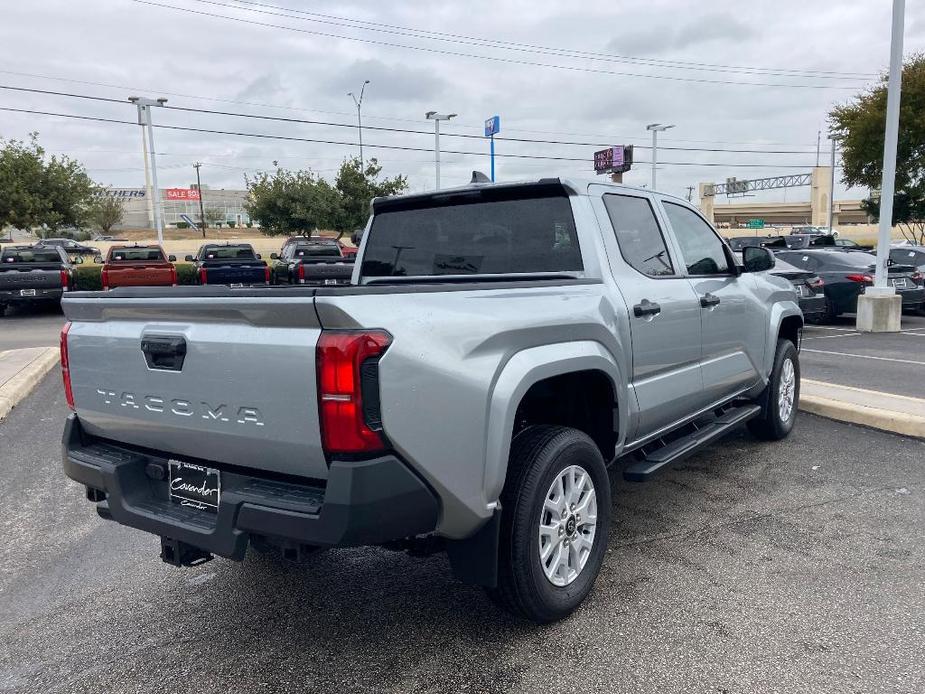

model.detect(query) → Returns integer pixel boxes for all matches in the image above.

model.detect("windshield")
[109,247,165,262]
[1,249,62,263]
[201,245,256,260]
[362,189,582,277]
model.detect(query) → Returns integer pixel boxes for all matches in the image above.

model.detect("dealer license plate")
[168,460,221,513]
[20,289,36,297]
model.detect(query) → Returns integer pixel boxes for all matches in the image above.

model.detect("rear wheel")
[489,425,611,623]
[748,338,800,440]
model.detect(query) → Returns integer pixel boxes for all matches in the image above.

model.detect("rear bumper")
[898,287,925,309]
[61,414,439,560]
[798,294,827,319]
[0,288,63,303]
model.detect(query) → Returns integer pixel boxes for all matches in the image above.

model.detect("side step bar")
[623,403,761,482]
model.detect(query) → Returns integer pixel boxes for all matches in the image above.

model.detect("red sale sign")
[165,188,201,201]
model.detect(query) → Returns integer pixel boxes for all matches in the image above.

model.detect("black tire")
[748,338,800,441]
[489,425,611,623]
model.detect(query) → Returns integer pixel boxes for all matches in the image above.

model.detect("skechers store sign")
[97,189,146,198]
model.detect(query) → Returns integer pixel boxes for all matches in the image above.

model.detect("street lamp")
[646,123,675,192]
[128,96,167,243]
[827,134,838,231]
[348,80,370,166]
[426,111,456,190]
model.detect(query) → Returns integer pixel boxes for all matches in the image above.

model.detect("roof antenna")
[470,171,491,184]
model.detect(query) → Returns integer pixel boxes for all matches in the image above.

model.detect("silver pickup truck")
[60,178,803,623]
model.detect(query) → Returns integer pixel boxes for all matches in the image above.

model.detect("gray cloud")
[323,59,447,103]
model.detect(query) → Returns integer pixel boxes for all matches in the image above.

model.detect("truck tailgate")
[62,292,328,480]
[106,265,174,287]
[201,263,266,284]
[0,266,63,290]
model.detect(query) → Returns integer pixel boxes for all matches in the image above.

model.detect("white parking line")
[803,333,861,341]
[802,348,925,366]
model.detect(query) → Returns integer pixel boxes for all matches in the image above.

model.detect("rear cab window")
[201,245,256,260]
[108,247,166,262]
[293,244,341,258]
[1,248,63,264]
[361,184,582,279]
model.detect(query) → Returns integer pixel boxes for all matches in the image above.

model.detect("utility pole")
[129,96,167,244]
[686,185,695,202]
[646,123,675,192]
[193,162,206,239]
[827,135,837,231]
[426,111,456,190]
[348,80,370,167]
[140,126,155,229]
[816,130,821,167]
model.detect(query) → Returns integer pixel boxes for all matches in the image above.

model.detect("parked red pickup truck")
[100,245,177,290]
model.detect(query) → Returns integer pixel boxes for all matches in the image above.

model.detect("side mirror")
[351,229,364,245]
[93,255,103,264]
[270,253,279,260]
[742,246,775,273]
[71,256,84,265]
[184,255,194,262]
[256,253,262,260]
[168,254,177,262]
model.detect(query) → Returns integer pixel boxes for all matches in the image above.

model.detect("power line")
[131,0,866,90]
[0,69,825,147]
[0,104,831,168]
[0,84,822,155]
[218,0,875,80]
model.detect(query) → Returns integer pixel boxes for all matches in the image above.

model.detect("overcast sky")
[2,0,924,205]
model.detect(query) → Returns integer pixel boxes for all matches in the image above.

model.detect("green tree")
[204,207,225,228]
[245,166,339,236]
[0,133,95,234]
[829,54,925,243]
[87,189,124,234]
[332,157,408,238]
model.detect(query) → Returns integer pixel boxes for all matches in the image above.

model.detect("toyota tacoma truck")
[184,243,270,286]
[60,178,803,623]
[100,245,177,290]
[0,245,75,314]
[270,237,353,286]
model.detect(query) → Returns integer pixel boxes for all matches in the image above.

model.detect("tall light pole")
[129,96,167,244]
[348,80,370,166]
[193,162,206,239]
[828,135,837,231]
[646,123,675,192]
[426,111,456,190]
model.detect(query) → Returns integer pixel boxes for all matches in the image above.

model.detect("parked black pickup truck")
[0,245,75,315]
[185,244,270,286]
[270,238,354,285]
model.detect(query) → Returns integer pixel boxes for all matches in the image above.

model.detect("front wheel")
[748,338,800,440]
[489,425,611,623]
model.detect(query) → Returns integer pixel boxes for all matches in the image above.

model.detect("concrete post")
[698,183,715,224]
[810,166,833,226]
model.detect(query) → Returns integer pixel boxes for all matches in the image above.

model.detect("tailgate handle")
[141,336,187,371]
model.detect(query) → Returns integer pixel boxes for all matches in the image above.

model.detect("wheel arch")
[483,341,627,506]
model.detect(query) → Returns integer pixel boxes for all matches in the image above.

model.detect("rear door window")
[362,188,582,277]
[603,194,674,277]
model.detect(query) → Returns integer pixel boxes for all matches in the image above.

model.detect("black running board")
[622,403,761,482]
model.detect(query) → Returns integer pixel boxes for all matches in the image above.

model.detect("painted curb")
[0,348,60,421]
[799,394,925,438]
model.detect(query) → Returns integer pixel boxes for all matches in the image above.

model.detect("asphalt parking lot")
[2,374,923,693]
[0,305,64,351]
[802,313,925,398]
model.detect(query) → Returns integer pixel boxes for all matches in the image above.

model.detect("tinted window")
[362,193,582,277]
[663,202,729,275]
[293,244,341,258]
[603,194,673,276]
[201,245,256,259]
[109,247,165,262]
[1,249,62,263]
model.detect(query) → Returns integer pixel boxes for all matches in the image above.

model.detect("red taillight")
[808,276,825,289]
[846,273,874,284]
[198,267,207,285]
[101,267,109,290]
[60,269,69,292]
[317,330,392,455]
[297,263,305,284]
[264,265,271,285]
[60,322,75,410]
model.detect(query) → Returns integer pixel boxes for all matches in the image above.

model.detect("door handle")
[700,293,721,308]
[633,299,662,318]
[141,335,187,371]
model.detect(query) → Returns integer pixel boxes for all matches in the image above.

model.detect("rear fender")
[483,341,626,505]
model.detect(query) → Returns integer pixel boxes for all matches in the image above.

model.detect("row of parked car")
[0,236,357,314]
[729,230,925,321]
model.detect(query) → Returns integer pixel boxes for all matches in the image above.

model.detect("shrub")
[176,221,189,229]
[245,221,253,228]
[226,220,237,228]
[74,266,101,290]
[175,263,197,285]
